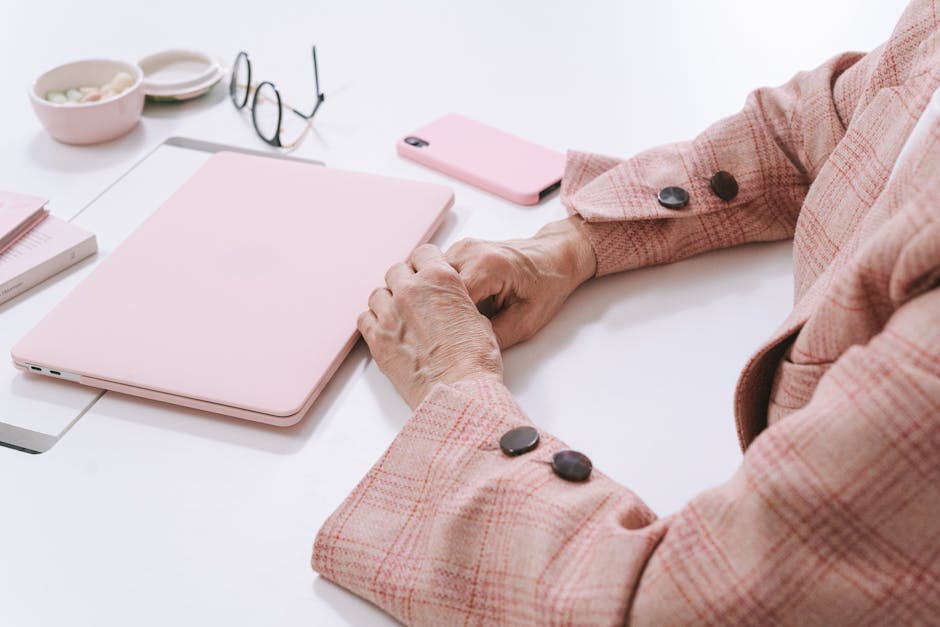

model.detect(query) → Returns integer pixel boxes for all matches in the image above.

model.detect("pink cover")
[0,191,48,255]
[12,152,453,425]
[397,114,565,205]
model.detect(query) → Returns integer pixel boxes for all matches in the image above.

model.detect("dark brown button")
[551,450,592,482]
[709,170,739,201]
[657,186,689,209]
[500,426,540,456]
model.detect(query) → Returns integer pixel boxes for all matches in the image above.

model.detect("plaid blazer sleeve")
[312,286,940,625]
[563,11,926,276]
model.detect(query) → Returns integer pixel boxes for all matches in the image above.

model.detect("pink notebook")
[12,152,453,426]
[0,191,49,256]
[0,214,97,305]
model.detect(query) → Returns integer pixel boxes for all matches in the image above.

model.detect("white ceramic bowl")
[29,58,145,145]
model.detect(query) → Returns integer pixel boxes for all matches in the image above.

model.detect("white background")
[0,1,909,625]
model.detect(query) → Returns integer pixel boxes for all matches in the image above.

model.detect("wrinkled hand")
[358,244,503,409]
[445,216,597,349]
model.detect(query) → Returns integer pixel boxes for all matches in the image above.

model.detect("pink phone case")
[396,114,565,205]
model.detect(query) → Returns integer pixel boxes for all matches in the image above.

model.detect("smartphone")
[396,114,565,205]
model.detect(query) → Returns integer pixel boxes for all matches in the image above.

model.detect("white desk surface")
[1,1,909,624]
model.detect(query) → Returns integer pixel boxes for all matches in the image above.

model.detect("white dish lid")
[138,49,223,97]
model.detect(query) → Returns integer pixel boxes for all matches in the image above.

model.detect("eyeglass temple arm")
[291,46,325,120]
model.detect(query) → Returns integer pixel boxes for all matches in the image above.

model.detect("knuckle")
[450,237,479,254]
[447,238,487,266]
[491,250,515,273]
[410,243,437,264]
[423,264,459,285]
[385,262,406,284]
[356,311,374,336]
[393,279,419,301]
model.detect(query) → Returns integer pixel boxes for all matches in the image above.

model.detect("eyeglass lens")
[230,52,251,110]
[252,82,283,144]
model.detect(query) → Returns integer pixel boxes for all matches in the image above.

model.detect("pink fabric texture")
[314,1,940,624]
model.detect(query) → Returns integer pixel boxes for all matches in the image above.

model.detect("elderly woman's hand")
[445,216,597,350]
[358,244,503,409]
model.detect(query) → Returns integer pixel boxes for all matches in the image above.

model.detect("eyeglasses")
[229,46,325,150]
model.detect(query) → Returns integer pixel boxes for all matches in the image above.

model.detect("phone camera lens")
[404,136,428,148]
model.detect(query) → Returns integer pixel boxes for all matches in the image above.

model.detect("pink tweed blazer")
[314,1,940,624]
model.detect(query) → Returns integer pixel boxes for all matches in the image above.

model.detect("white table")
[0,1,908,624]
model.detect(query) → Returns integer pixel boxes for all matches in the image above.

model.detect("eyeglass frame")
[229,46,325,148]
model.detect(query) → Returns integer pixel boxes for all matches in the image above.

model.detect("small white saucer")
[138,49,225,102]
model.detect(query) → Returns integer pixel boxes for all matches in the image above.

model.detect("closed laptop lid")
[12,152,453,421]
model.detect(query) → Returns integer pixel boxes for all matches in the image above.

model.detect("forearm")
[533,210,791,281]
[560,48,884,276]
[578,205,797,276]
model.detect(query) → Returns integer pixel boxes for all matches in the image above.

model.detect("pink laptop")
[11,152,453,426]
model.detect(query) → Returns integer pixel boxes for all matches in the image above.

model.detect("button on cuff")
[709,170,739,201]
[657,186,690,209]
[499,426,540,456]
[551,449,593,482]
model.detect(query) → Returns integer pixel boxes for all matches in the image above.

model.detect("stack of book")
[0,191,97,306]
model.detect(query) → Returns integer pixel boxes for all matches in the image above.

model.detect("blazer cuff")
[562,147,801,276]
[312,377,660,625]
[311,379,533,617]
[561,146,767,223]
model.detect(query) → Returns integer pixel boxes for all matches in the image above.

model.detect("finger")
[357,310,378,344]
[384,262,413,292]
[489,307,537,350]
[367,287,394,318]
[489,314,517,351]
[459,265,508,307]
[409,243,447,273]
[444,238,480,269]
